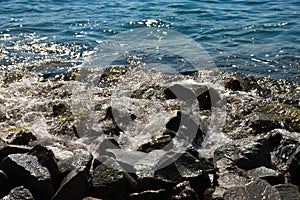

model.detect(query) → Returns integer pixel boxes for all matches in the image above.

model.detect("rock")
[250,119,282,134]
[224,78,243,91]
[28,145,62,190]
[273,184,300,200]
[0,143,30,162]
[0,170,10,198]
[172,181,199,200]
[97,138,120,157]
[137,135,173,153]
[53,103,68,117]
[154,152,211,198]
[82,197,102,200]
[197,87,221,110]
[92,156,136,200]
[212,158,249,199]
[247,166,285,185]
[165,111,204,148]
[58,153,93,175]
[1,154,54,199]
[213,136,271,170]
[2,186,34,200]
[52,166,90,200]
[223,179,281,200]
[130,189,170,200]
[288,146,300,185]
[6,130,37,145]
[134,176,174,193]
[164,84,196,103]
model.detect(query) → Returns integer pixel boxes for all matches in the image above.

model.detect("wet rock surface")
[2,186,34,200]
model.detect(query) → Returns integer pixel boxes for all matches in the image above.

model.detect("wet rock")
[250,119,282,134]
[0,170,10,198]
[1,154,54,199]
[137,135,173,153]
[288,146,300,185]
[165,111,204,148]
[223,179,281,200]
[0,143,30,162]
[97,138,120,157]
[52,166,90,200]
[130,189,170,200]
[92,156,136,200]
[6,130,37,145]
[164,84,196,103]
[212,158,249,199]
[3,186,34,200]
[53,103,68,117]
[247,166,285,185]
[172,181,198,200]
[273,184,300,200]
[58,153,93,175]
[224,78,243,91]
[134,176,174,193]
[213,136,271,170]
[197,87,221,110]
[28,145,62,190]
[154,152,211,198]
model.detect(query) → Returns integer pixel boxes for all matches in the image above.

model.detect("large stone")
[213,136,271,170]
[247,166,285,185]
[2,186,34,200]
[1,154,54,199]
[58,153,93,175]
[92,156,136,200]
[154,152,211,198]
[273,184,300,200]
[0,170,10,198]
[52,166,90,200]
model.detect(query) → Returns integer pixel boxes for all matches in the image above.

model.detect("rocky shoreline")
[0,66,299,199]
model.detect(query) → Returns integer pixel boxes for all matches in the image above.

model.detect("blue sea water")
[0,0,299,83]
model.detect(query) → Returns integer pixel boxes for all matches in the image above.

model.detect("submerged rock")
[2,186,34,200]
[1,154,54,199]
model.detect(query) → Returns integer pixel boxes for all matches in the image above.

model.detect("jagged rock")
[224,78,243,91]
[172,181,198,200]
[212,158,249,199]
[197,87,221,110]
[28,145,62,190]
[288,146,300,185]
[0,170,10,198]
[137,135,173,153]
[213,136,271,170]
[247,166,285,185]
[2,186,34,200]
[165,111,204,148]
[273,184,300,200]
[130,189,170,200]
[164,84,196,103]
[6,130,37,145]
[223,179,281,200]
[58,153,93,175]
[52,166,90,200]
[1,154,54,199]
[154,152,211,198]
[92,156,136,200]
[0,143,30,162]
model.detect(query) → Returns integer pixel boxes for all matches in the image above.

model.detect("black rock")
[0,170,10,198]
[197,87,221,110]
[213,136,271,170]
[250,119,282,134]
[0,143,30,162]
[92,156,136,200]
[273,184,300,200]
[6,130,37,145]
[247,166,285,185]
[58,153,93,175]
[3,186,34,200]
[288,146,300,185]
[154,152,211,198]
[137,135,173,153]
[223,179,281,200]
[224,78,243,91]
[130,189,170,200]
[1,154,54,200]
[164,84,196,103]
[53,103,68,116]
[28,145,62,190]
[172,181,199,200]
[97,138,120,157]
[52,166,90,200]
[134,176,174,193]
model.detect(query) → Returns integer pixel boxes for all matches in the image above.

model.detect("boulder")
[247,166,285,185]
[130,189,170,200]
[52,166,90,200]
[1,154,54,199]
[58,153,93,175]
[91,156,136,200]
[0,170,10,198]
[213,136,271,170]
[2,186,34,200]
[273,184,300,200]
